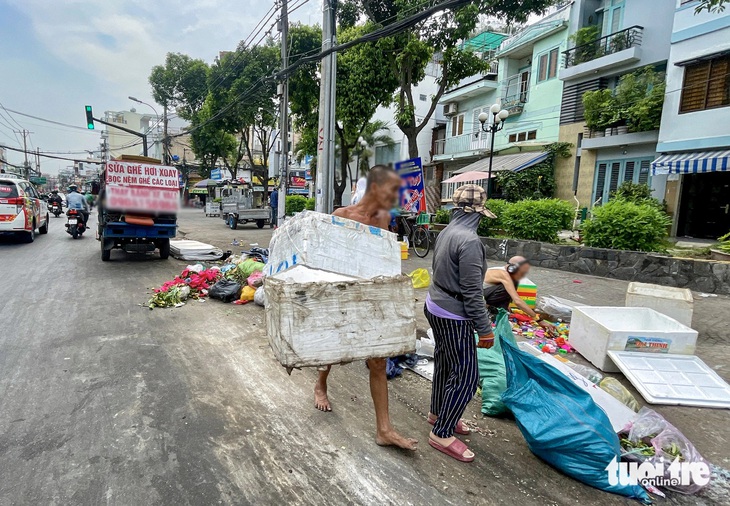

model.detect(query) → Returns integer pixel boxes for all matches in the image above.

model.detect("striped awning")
[652,150,730,175]
[454,151,549,175]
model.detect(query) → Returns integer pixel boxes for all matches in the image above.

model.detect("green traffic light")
[85,105,94,130]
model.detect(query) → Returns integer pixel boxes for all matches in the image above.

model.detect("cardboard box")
[265,211,401,279]
[265,266,416,368]
[570,306,698,372]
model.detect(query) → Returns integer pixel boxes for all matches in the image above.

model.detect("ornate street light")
[478,103,509,198]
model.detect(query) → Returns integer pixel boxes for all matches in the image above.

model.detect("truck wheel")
[39,215,49,234]
[101,240,111,261]
[159,239,170,260]
[228,216,238,230]
[256,219,265,229]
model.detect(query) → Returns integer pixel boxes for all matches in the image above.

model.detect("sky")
[0,0,320,174]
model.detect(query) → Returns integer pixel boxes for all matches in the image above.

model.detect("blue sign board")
[178,173,184,188]
[211,168,222,181]
[395,157,426,213]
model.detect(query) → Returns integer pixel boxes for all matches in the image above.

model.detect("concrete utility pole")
[315,0,337,213]
[278,0,289,223]
[19,129,30,179]
[163,104,169,165]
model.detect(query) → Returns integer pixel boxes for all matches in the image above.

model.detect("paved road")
[0,209,728,505]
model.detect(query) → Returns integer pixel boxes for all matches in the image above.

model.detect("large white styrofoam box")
[625,282,694,328]
[265,211,401,279]
[570,306,698,372]
[265,266,416,368]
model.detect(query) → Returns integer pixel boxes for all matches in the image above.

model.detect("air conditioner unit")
[443,103,458,116]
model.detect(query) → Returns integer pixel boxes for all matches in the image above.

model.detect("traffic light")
[85,105,94,129]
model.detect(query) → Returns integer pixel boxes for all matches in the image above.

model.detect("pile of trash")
[147,249,269,309]
[508,312,574,355]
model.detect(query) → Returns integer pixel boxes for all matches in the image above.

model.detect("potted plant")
[610,31,630,53]
[711,232,730,261]
[569,25,601,65]
[583,89,617,137]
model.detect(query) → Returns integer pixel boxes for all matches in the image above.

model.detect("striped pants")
[424,306,479,438]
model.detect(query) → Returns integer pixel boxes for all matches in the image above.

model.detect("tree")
[207,41,280,186]
[345,0,557,160]
[289,23,399,205]
[149,53,209,121]
[188,98,236,179]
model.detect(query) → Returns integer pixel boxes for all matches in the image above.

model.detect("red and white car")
[0,175,49,243]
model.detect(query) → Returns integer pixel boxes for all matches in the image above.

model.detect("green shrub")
[717,231,730,253]
[502,199,574,243]
[433,207,451,224]
[285,195,308,215]
[305,197,315,211]
[476,199,509,236]
[583,200,671,252]
[611,182,663,210]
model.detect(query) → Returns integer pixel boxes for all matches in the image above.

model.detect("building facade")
[102,109,162,161]
[554,0,675,213]
[653,1,730,239]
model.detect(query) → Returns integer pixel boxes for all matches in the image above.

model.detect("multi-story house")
[652,1,730,239]
[554,0,675,213]
[102,109,162,161]
[434,4,572,202]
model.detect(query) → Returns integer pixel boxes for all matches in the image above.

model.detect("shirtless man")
[314,165,418,451]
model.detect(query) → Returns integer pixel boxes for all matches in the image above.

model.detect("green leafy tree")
[188,99,236,178]
[149,53,210,121]
[496,142,572,201]
[345,0,557,160]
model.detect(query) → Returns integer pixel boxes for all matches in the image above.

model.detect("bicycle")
[398,212,433,258]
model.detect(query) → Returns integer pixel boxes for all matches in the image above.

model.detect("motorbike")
[50,202,62,217]
[65,209,86,239]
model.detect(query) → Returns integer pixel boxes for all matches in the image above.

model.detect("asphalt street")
[0,208,728,506]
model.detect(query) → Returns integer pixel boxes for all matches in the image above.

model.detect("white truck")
[220,184,271,229]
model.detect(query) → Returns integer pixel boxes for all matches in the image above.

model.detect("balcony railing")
[563,26,643,69]
[434,132,490,157]
[501,72,531,114]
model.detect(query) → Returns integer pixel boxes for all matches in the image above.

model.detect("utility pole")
[315,0,337,213]
[163,104,169,165]
[278,0,289,224]
[18,129,31,179]
[35,147,40,175]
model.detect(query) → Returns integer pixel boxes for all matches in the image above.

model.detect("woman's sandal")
[427,416,470,435]
[428,437,475,463]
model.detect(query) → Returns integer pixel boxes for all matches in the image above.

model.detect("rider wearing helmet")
[47,190,63,207]
[66,185,90,226]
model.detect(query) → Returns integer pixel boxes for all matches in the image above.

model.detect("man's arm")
[499,273,538,318]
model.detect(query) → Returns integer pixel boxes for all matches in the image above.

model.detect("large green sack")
[477,309,517,416]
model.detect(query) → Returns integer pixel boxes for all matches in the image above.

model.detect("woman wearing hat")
[424,183,495,462]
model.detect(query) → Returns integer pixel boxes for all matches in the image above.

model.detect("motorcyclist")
[66,185,90,226]
[48,190,63,208]
[84,191,95,209]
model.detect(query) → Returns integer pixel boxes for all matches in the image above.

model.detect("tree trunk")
[334,145,349,207]
[405,127,419,159]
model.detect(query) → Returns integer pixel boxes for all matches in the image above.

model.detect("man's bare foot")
[375,429,418,450]
[314,383,331,412]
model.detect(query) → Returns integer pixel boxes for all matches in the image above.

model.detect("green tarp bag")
[477,308,516,416]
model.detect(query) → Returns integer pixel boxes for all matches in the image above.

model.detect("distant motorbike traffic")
[65,209,86,239]
[50,201,62,217]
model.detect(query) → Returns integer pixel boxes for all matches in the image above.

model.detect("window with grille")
[679,54,730,113]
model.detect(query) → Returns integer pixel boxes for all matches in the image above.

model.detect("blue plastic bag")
[500,337,650,502]
[477,309,515,416]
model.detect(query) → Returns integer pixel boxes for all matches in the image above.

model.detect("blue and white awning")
[652,150,730,175]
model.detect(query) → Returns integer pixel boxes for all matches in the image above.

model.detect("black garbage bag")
[209,278,242,302]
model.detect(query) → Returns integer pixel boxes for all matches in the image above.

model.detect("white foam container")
[265,266,416,368]
[625,282,694,328]
[570,306,698,372]
[265,211,401,279]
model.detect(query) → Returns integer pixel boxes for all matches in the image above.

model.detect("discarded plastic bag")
[619,407,710,494]
[240,285,256,302]
[247,270,265,288]
[565,362,603,385]
[407,268,430,289]
[253,286,266,307]
[537,295,578,321]
[240,258,265,278]
[599,377,640,412]
[500,337,650,502]
[478,309,516,416]
[209,279,242,303]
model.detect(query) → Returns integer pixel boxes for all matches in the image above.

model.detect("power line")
[0,144,102,164]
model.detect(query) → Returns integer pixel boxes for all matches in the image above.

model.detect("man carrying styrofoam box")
[265,165,418,452]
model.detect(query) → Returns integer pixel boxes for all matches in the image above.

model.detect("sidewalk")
[176,208,730,503]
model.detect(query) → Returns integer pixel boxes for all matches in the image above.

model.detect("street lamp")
[356,137,368,176]
[129,96,161,159]
[478,103,509,198]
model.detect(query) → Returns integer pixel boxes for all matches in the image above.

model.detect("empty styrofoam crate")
[570,306,698,372]
[265,265,416,368]
[625,282,694,328]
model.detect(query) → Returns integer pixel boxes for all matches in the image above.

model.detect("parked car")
[0,175,49,242]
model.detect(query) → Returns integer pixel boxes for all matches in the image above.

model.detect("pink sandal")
[428,416,470,435]
[429,437,474,462]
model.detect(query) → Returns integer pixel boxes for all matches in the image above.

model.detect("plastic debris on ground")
[508,311,573,356]
[619,407,710,495]
[148,267,221,308]
[407,268,430,289]
[209,278,243,302]
[169,239,224,261]
[386,354,418,379]
[598,376,640,412]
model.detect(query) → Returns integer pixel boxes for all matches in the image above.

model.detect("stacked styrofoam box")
[265,211,401,278]
[264,211,416,368]
[570,306,698,372]
[625,282,694,328]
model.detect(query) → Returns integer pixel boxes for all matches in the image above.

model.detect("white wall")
[657,6,730,152]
